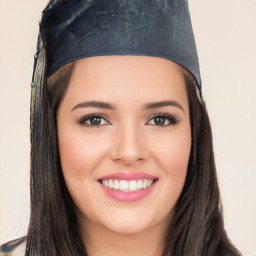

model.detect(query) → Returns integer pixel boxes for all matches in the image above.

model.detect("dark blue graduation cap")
[31,0,202,127]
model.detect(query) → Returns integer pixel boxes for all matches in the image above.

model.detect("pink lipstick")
[98,172,158,202]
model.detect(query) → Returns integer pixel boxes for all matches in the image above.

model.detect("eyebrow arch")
[144,100,184,112]
[71,101,115,111]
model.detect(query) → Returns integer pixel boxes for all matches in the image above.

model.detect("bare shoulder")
[0,237,26,256]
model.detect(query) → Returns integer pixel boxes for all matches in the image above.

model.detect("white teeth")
[101,179,155,192]
[129,180,137,191]
[137,180,143,189]
[142,180,147,189]
[108,179,114,189]
[114,180,120,189]
[120,180,128,191]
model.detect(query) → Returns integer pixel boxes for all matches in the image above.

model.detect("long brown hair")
[26,61,241,256]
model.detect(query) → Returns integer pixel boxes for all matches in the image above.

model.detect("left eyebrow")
[143,100,184,112]
[71,101,115,111]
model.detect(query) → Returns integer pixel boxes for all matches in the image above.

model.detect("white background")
[0,0,255,255]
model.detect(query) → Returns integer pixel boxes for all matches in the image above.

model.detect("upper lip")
[98,171,158,181]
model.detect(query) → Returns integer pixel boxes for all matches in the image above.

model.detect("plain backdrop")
[0,0,255,255]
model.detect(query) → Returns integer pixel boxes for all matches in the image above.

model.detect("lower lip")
[100,181,157,202]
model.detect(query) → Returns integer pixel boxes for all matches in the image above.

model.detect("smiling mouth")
[99,179,158,192]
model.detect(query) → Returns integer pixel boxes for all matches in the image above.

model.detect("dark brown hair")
[26,61,241,256]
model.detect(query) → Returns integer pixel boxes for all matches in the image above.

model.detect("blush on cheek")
[59,139,90,175]
[58,134,109,177]
[172,146,190,171]
[159,140,190,171]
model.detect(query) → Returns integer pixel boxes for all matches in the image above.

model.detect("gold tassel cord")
[30,49,46,129]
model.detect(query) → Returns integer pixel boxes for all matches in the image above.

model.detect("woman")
[0,0,241,255]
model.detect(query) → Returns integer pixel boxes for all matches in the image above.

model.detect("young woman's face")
[57,56,191,236]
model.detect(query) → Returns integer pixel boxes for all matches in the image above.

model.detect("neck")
[79,219,167,256]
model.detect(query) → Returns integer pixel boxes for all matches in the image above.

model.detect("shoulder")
[0,237,26,256]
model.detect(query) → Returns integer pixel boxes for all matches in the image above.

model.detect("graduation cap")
[31,0,202,127]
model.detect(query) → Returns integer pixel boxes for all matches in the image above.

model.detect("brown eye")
[154,116,166,126]
[78,115,109,127]
[89,116,102,125]
[147,114,178,126]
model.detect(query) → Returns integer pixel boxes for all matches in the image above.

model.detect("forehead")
[63,56,188,108]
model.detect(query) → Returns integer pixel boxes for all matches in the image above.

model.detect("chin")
[103,217,153,235]
[97,206,173,236]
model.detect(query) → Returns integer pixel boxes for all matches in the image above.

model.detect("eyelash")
[78,113,178,127]
[78,114,110,127]
[146,113,178,126]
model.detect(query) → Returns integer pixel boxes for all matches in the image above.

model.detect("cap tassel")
[30,47,46,131]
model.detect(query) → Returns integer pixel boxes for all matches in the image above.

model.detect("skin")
[57,56,191,256]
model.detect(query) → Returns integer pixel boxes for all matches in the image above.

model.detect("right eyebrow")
[143,100,184,112]
[71,101,115,111]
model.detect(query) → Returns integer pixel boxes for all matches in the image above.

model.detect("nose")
[110,123,148,166]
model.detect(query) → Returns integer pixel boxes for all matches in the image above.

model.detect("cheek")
[150,127,191,174]
[150,126,191,203]
[162,140,190,173]
[57,131,108,212]
[160,134,191,208]
[58,130,107,177]
[59,139,87,175]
